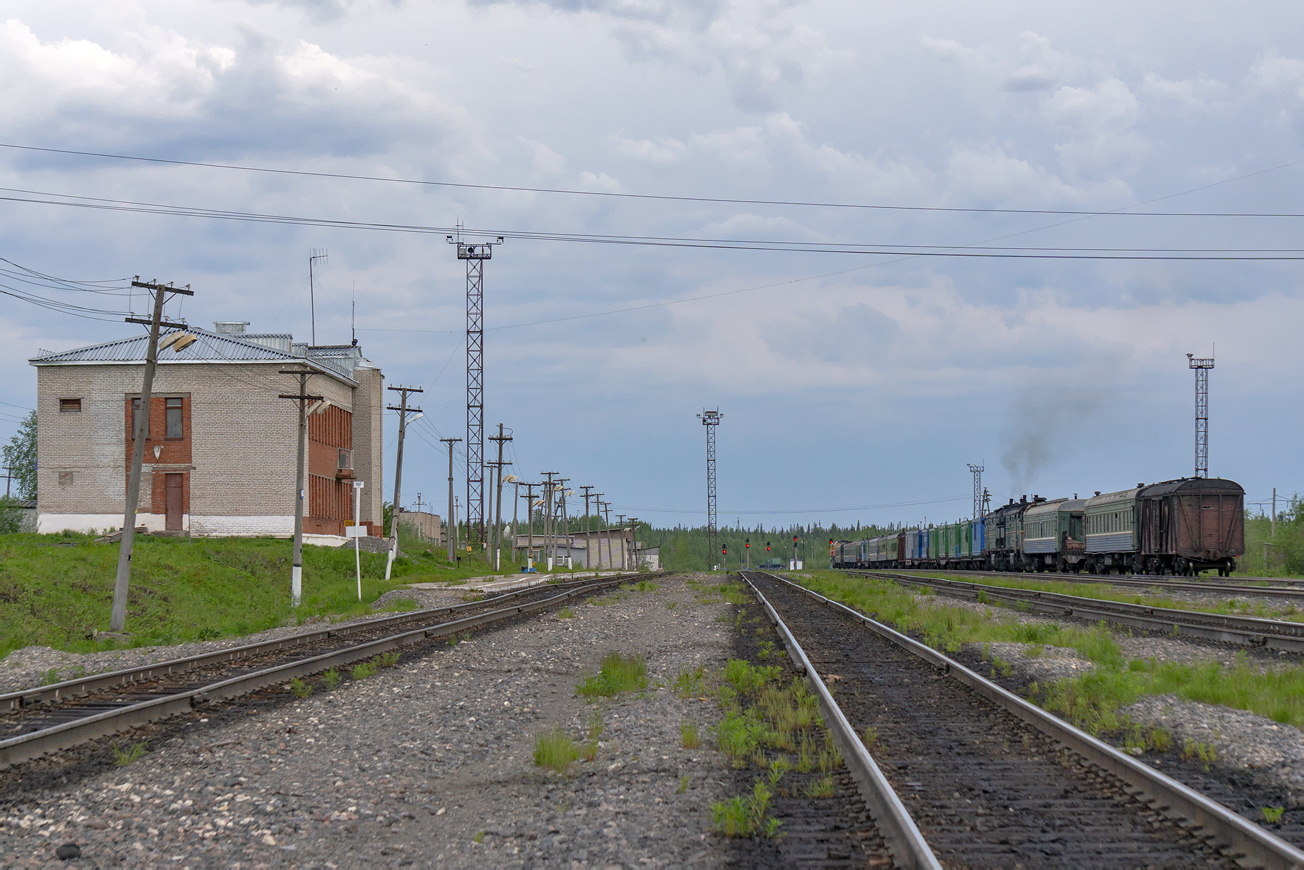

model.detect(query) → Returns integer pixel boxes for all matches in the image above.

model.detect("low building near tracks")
[29,321,384,540]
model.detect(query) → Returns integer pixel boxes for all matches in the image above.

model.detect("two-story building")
[29,321,383,539]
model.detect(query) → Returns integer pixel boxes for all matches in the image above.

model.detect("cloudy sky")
[2,0,1302,530]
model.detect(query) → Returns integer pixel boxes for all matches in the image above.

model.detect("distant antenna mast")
[967,463,984,521]
[698,408,722,566]
[309,248,328,346]
[1187,349,1215,478]
[351,281,357,346]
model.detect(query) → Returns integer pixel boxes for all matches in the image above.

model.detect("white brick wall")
[33,357,381,536]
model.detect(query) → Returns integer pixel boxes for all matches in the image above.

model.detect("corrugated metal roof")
[29,328,356,383]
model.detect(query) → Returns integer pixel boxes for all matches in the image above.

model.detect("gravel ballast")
[0,574,745,867]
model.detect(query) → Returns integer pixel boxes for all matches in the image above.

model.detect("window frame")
[59,398,82,413]
[165,397,184,440]
[129,397,150,439]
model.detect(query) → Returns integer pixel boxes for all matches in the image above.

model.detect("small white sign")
[352,480,365,489]
[346,525,367,538]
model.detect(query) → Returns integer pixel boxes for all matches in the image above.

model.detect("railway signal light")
[766,542,771,551]
[745,538,749,549]
[722,545,727,555]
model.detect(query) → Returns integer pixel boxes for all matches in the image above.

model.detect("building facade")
[30,323,383,538]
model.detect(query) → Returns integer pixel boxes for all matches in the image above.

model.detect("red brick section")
[125,395,192,516]
[306,405,355,536]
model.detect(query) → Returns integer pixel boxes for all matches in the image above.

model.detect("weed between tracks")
[577,652,648,698]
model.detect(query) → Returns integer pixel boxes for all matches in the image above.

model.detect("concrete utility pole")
[488,424,513,570]
[278,368,324,609]
[541,472,558,569]
[616,513,627,571]
[601,500,612,570]
[581,485,595,571]
[510,478,520,566]
[553,478,570,569]
[520,482,537,569]
[440,437,461,563]
[1273,487,1278,538]
[590,492,604,570]
[385,385,423,580]
[629,517,640,570]
[1187,351,1215,479]
[111,278,194,634]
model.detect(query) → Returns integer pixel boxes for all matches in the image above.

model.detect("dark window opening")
[59,398,82,412]
[166,397,183,439]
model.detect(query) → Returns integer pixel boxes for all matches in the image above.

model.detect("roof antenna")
[309,248,328,346]
[351,281,357,346]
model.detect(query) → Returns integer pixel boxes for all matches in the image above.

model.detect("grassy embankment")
[0,527,532,660]
[905,571,1304,623]
[795,570,1304,738]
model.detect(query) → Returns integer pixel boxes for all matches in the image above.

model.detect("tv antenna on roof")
[309,248,328,346]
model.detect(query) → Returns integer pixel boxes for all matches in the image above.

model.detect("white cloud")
[613,135,686,164]
[1142,73,1228,112]
[1250,52,1304,96]
[518,136,567,174]
[945,146,1129,204]
[920,30,1074,93]
[578,170,622,191]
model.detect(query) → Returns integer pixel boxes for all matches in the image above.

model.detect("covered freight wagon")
[1137,478,1244,576]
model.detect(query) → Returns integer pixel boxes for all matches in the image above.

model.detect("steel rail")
[0,576,636,770]
[738,572,941,870]
[2,572,649,713]
[882,567,1304,600]
[754,571,1304,870]
[856,571,1304,652]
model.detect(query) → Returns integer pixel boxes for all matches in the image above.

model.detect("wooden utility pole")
[488,424,513,570]
[111,278,194,634]
[385,386,423,579]
[278,369,324,608]
[440,437,461,563]
[616,513,627,571]
[540,472,558,569]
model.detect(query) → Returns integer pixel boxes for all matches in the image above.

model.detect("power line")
[5,187,1304,259]
[4,141,1303,219]
[626,495,969,515]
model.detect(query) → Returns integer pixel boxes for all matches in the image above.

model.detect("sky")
[1,0,1302,530]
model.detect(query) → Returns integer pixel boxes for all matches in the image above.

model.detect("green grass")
[533,726,581,773]
[919,571,1304,623]
[112,741,148,766]
[711,779,781,838]
[801,570,1304,740]
[0,532,509,660]
[577,652,648,698]
[558,607,575,619]
[673,664,708,698]
[681,722,702,749]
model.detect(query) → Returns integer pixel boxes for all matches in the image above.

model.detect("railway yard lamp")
[745,537,750,570]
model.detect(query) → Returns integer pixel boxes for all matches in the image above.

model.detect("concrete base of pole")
[292,565,302,607]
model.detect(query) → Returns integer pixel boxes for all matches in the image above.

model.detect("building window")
[338,448,353,470]
[166,397,184,439]
[59,398,82,412]
[130,398,149,439]
[58,471,74,486]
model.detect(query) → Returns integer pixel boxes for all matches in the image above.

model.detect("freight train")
[832,477,1245,577]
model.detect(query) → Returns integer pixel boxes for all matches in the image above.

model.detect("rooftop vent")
[214,321,249,335]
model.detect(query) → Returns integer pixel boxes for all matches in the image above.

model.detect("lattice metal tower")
[1187,352,1214,478]
[448,227,503,549]
[968,463,984,521]
[698,409,722,566]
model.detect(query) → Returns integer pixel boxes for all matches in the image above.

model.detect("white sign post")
[349,481,366,601]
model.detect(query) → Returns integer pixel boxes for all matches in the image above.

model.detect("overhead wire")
[3,141,1303,219]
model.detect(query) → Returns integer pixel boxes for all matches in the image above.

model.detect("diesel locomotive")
[832,476,1245,577]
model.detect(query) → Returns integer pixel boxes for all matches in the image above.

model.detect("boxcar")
[1136,478,1244,576]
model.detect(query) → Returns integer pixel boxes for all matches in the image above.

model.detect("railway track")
[884,567,1304,601]
[741,570,1304,869]
[0,572,648,770]
[853,570,1304,653]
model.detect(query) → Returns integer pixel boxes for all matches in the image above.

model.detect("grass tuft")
[578,652,648,698]
[112,741,148,766]
[533,726,580,773]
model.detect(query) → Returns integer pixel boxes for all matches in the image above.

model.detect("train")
[831,477,1245,577]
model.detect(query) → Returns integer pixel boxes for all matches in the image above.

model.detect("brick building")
[29,322,383,539]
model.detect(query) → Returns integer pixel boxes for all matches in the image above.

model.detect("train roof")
[1023,497,1086,517]
[1139,477,1244,498]
[1084,487,1142,509]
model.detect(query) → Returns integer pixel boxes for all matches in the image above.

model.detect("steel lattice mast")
[1187,352,1214,478]
[449,228,503,550]
[699,409,722,566]
[968,463,984,522]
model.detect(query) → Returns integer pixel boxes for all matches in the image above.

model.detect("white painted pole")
[354,481,365,601]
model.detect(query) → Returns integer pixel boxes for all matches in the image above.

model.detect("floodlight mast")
[698,408,722,570]
[1187,351,1215,478]
[447,225,505,552]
